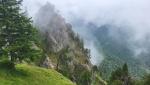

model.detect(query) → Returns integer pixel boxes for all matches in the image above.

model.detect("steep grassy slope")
[0,62,75,85]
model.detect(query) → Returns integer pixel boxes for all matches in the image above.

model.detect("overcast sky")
[23,0,150,33]
[23,0,150,21]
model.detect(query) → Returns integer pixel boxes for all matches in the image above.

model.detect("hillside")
[34,3,106,85]
[70,20,149,79]
[0,1,106,85]
[0,62,75,85]
[1,0,150,85]
[88,24,148,79]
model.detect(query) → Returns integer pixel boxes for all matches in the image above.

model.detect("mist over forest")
[0,0,150,85]
[23,0,150,65]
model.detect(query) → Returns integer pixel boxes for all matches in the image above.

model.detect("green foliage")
[0,62,75,85]
[0,0,41,66]
[111,80,123,85]
[56,48,73,78]
[99,55,146,80]
[109,63,134,85]
[122,63,128,76]
[143,74,150,85]
[109,67,122,82]
[80,70,91,85]
[73,64,92,85]
[55,47,92,85]
[95,26,147,80]
[91,66,107,85]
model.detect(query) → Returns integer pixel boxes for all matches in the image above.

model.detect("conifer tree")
[0,0,40,67]
[122,63,128,76]
[109,63,134,85]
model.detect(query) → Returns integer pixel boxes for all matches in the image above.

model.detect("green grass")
[0,62,75,85]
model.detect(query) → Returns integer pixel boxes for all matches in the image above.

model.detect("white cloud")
[23,0,150,27]
[23,0,150,63]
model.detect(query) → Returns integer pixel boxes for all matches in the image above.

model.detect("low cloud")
[23,0,150,64]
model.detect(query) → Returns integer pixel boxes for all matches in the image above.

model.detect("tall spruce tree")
[0,0,40,67]
[109,63,134,85]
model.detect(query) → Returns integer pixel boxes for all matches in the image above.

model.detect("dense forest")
[0,0,150,85]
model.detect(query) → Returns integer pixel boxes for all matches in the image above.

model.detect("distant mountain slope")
[0,62,75,85]
[90,24,148,79]
[69,18,149,79]
[69,16,148,78]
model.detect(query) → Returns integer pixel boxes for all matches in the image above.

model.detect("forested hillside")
[70,21,149,80]
[1,0,150,85]
[0,0,105,85]
[92,25,148,79]
[34,3,106,85]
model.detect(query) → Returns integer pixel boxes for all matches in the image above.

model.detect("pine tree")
[122,63,128,76]
[0,0,40,67]
[143,75,150,85]
[109,63,134,85]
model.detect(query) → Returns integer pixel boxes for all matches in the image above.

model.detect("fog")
[23,0,150,65]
